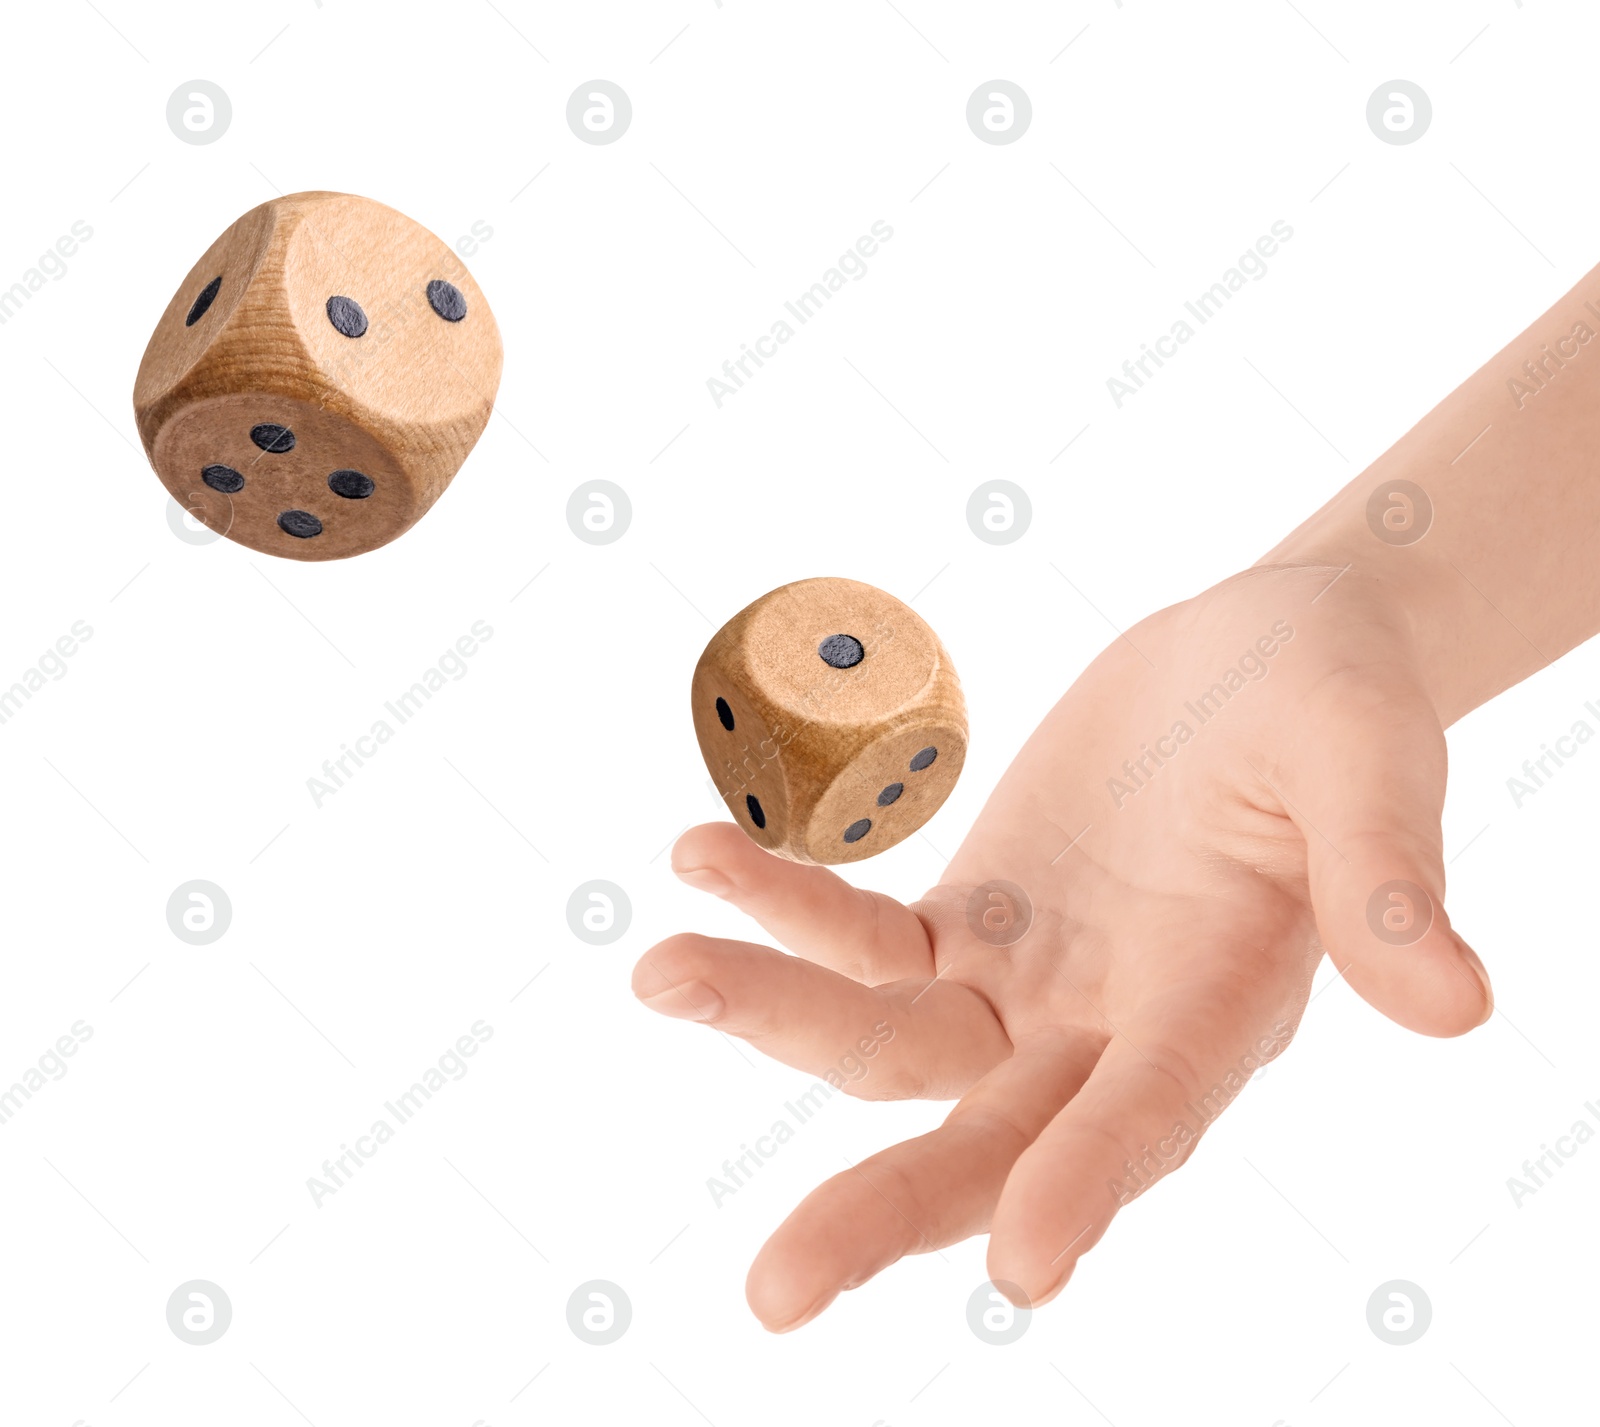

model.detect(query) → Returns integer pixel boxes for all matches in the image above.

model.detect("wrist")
[1255,475,1510,727]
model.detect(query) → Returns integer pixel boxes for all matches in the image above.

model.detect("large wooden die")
[692,578,967,864]
[133,191,501,560]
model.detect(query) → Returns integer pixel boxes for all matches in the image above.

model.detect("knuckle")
[840,1158,936,1248]
[1140,1040,1206,1104]
[854,1060,925,1101]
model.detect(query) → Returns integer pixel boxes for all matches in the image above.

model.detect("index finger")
[672,822,936,983]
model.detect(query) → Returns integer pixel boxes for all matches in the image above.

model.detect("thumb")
[1290,688,1493,1037]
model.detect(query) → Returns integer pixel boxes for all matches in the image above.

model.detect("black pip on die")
[691,578,967,865]
[134,192,502,560]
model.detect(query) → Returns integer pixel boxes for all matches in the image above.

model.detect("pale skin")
[634,258,1600,1331]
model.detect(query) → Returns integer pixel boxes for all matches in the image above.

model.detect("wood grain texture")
[692,577,967,865]
[133,191,503,561]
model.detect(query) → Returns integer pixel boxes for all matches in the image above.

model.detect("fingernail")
[1457,938,1495,1026]
[641,980,724,1023]
[767,1292,834,1333]
[1029,1272,1068,1307]
[677,866,733,898]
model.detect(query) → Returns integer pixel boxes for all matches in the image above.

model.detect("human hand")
[634,562,1493,1331]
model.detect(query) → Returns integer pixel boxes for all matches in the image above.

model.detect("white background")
[1,1,1596,1423]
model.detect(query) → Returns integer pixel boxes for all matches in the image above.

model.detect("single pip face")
[133,191,502,560]
[692,577,967,865]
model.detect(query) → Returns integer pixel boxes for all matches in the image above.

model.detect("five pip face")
[692,577,968,864]
[133,191,503,561]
